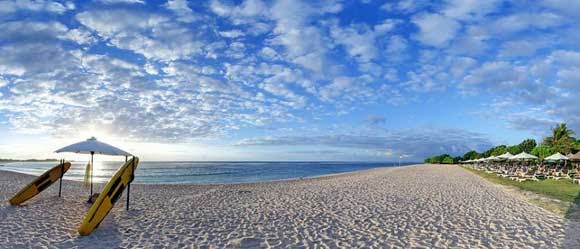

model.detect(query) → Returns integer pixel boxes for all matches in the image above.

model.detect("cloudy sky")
[0,0,578,161]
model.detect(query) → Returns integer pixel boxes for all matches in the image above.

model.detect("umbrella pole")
[126,155,130,211]
[90,152,94,198]
[58,159,64,197]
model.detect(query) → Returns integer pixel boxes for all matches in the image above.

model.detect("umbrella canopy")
[510,152,538,160]
[485,156,498,161]
[55,137,132,156]
[570,152,580,161]
[497,152,514,160]
[545,152,569,161]
[55,137,132,201]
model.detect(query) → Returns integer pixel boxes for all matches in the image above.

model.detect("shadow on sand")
[52,198,126,248]
[1,194,124,248]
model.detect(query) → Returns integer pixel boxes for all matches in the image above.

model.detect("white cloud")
[550,50,580,66]
[236,127,494,160]
[144,63,158,75]
[556,68,580,90]
[381,0,430,14]
[0,77,7,88]
[0,0,72,15]
[505,114,558,136]
[374,19,399,34]
[541,0,580,17]
[63,28,97,45]
[259,47,281,60]
[449,56,477,78]
[330,23,379,62]
[0,21,78,76]
[318,76,388,104]
[387,35,407,54]
[462,61,526,90]
[97,0,144,4]
[498,38,552,58]
[447,26,489,56]
[219,29,245,38]
[442,0,501,21]
[319,76,355,101]
[490,12,564,35]
[209,0,268,24]
[76,9,203,62]
[268,0,332,72]
[165,0,198,22]
[412,13,460,47]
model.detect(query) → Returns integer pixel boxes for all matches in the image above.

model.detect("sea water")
[0,161,415,184]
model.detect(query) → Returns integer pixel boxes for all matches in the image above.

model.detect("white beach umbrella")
[497,152,514,160]
[55,137,132,199]
[545,152,569,161]
[56,137,132,156]
[510,152,538,161]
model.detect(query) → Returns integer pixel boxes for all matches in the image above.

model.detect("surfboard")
[78,157,139,236]
[9,161,71,206]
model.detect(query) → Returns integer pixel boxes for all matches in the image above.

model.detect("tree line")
[425,123,580,164]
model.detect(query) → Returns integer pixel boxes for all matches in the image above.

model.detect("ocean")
[0,161,414,185]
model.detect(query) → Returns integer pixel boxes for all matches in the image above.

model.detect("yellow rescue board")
[78,157,139,236]
[9,162,71,206]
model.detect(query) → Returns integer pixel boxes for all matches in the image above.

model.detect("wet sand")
[1,164,579,248]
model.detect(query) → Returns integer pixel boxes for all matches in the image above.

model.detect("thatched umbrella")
[569,152,580,162]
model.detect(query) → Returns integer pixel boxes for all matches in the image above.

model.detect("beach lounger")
[534,174,546,180]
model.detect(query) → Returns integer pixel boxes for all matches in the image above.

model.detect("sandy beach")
[1,164,580,248]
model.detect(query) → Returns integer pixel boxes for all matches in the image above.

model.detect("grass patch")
[461,166,580,204]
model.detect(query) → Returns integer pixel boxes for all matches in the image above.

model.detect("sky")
[0,0,579,162]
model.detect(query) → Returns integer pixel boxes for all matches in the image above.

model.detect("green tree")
[543,123,575,154]
[518,138,537,153]
[531,145,554,160]
[571,138,580,154]
[462,150,480,160]
[481,145,506,157]
[425,154,457,164]
[507,145,522,155]
[482,148,493,158]
[490,145,507,156]
[442,156,454,164]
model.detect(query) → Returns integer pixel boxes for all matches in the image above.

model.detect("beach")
[1,164,580,248]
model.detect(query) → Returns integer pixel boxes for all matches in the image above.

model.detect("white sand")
[1,164,580,248]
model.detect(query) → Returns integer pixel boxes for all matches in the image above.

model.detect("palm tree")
[543,123,575,154]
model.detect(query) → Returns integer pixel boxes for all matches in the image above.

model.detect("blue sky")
[0,0,579,161]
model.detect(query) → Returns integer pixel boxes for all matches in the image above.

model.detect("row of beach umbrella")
[462,151,580,163]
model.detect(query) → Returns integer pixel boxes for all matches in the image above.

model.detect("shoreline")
[2,164,579,247]
[0,163,408,186]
